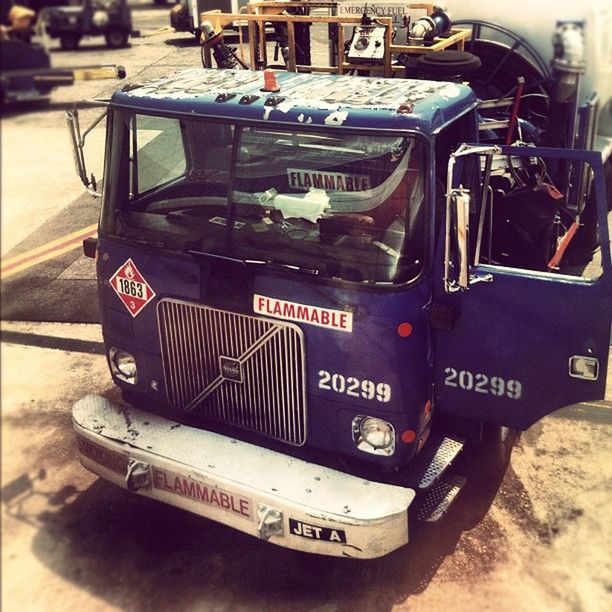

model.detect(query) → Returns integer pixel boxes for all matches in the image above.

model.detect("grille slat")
[158,299,307,445]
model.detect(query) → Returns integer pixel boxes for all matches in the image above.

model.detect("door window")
[458,150,603,279]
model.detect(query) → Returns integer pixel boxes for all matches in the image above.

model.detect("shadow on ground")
[2,449,517,610]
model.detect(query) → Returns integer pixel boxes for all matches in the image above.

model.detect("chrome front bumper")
[72,394,415,559]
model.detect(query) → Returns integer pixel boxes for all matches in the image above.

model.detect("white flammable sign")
[337,1,429,27]
[287,168,371,192]
[254,294,353,333]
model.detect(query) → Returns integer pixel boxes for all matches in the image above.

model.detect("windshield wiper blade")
[245,259,320,276]
[164,206,221,216]
[185,251,320,276]
[116,234,166,248]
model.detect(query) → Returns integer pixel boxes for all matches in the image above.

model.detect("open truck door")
[434,144,611,430]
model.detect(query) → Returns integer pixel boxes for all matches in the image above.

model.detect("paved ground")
[1,3,198,322]
[2,320,610,612]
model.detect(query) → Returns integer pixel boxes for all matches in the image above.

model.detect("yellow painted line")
[1,224,98,280]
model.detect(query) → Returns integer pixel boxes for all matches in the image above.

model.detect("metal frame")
[201,2,471,75]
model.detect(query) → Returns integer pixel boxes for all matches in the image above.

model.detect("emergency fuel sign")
[110,259,156,317]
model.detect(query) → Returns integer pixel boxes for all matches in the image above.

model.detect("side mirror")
[444,188,471,293]
[65,108,106,197]
[83,236,98,259]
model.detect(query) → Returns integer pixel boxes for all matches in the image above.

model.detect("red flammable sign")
[109,258,156,317]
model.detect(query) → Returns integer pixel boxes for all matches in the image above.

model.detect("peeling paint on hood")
[114,68,477,133]
[325,111,349,125]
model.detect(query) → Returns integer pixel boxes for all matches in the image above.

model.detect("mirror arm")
[470,272,493,285]
[80,109,107,144]
[474,153,494,266]
[66,107,106,197]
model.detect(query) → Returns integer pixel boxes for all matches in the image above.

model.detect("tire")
[479,423,519,474]
[60,33,81,50]
[105,27,129,49]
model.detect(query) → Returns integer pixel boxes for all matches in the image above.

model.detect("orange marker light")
[397,322,413,338]
[401,430,416,444]
[424,400,432,414]
[262,69,280,92]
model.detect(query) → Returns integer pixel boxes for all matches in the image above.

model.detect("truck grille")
[157,299,307,445]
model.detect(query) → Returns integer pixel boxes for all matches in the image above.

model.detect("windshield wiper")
[114,232,166,249]
[185,251,320,276]
[186,249,355,314]
[163,205,226,216]
[245,258,320,276]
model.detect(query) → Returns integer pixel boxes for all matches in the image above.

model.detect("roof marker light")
[262,69,280,93]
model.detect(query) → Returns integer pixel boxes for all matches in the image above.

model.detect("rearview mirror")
[444,188,471,293]
[65,108,106,197]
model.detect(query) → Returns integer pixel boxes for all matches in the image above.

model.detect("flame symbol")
[124,262,135,279]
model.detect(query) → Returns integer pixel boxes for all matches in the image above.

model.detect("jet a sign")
[289,519,347,543]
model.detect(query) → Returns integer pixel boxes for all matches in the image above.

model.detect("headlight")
[352,416,395,456]
[109,347,137,384]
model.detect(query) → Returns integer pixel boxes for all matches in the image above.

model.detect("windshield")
[102,111,428,284]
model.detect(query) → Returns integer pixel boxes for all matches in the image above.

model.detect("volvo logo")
[219,356,243,383]
[184,325,283,412]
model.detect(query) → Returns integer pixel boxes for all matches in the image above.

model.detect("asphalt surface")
[1,193,100,322]
[2,318,610,612]
[1,2,199,323]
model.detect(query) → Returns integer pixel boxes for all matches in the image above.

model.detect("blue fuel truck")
[66,9,611,558]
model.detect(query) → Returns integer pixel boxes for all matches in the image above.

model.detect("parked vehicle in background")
[42,0,133,49]
[170,0,248,38]
[0,2,125,104]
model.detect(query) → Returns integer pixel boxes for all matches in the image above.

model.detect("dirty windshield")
[103,112,427,284]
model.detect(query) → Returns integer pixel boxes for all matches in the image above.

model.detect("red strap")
[547,221,580,270]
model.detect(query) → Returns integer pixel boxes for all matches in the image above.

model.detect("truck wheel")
[105,27,129,49]
[60,33,81,50]
[458,423,519,488]
[480,423,519,473]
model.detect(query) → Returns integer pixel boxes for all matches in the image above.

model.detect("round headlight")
[359,417,394,449]
[110,348,137,382]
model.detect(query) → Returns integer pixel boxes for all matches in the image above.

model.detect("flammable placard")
[109,258,156,317]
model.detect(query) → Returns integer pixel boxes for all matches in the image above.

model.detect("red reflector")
[401,430,416,444]
[397,322,413,338]
[424,400,432,414]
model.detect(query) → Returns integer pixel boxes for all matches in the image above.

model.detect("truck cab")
[69,67,611,558]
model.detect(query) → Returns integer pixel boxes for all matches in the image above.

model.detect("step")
[402,434,464,490]
[413,474,467,522]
